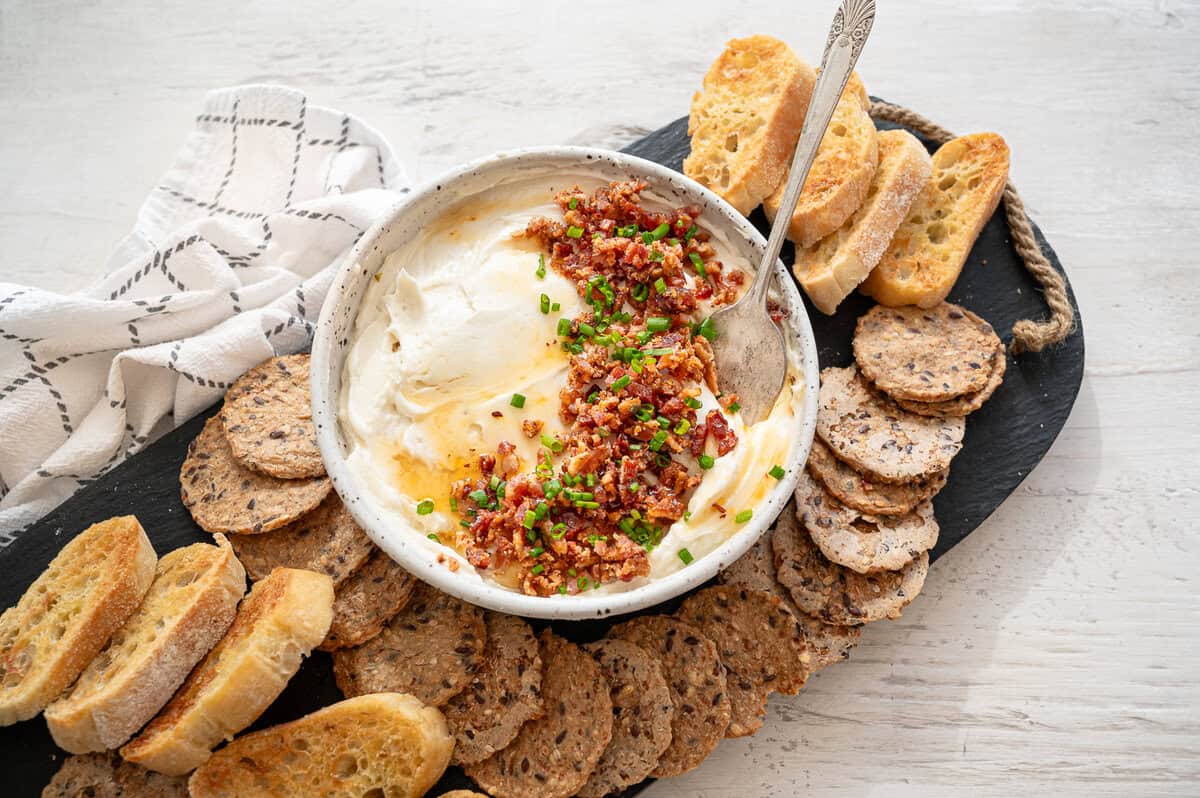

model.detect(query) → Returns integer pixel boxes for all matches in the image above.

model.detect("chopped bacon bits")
[453,180,744,596]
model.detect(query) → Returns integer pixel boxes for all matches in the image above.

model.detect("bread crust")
[187,693,453,798]
[121,568,333,775]
[763,72,879,247]
[45,536,246,752]
[861,132,1010,307]
[0,516,156,726]
[795,129,932,314]
[684,35,815,215]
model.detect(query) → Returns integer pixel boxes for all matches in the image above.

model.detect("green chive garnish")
[631,283,649,302]
[648,430,669,452]
[642,347,674,356]
[698,454,715,469]
[689,251,708,279]
[536,254,546,279]
[654,277,667,294]
[648,249,664,262]
[578,322,596,338]
[647,222,670,241]
[449,496,458,512]
[684,396,703,409]
[551,302,561,311]
[684,224,698,241]
[735,509,753,524]
[550,523,568,539]
[427,533,440,541]
[569,197,578,210]
[540,293,550,314]
[531,564,545,575]
[510,393,526,408]
[678,548,694,564]
[416,498,435,515]
[541,434,564,453]
[469,489,489,504]
[728,402,741,413]
[694,317,717,341]
[523,510,537,529]
[769,464,786,480]
[674,419,691,434]
[566,225,584,238]
[646,316,671,333]
[557,318,570,337]
[612,375,631,392]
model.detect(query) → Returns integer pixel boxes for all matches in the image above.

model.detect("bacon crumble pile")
[450,181,748,596]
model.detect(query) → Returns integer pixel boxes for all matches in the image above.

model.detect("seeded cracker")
[221,353,325,479]
[797,469,939,574]
[577,639,674,798]
[718,531,860,672]
[319,548,417,651]
[444,613,543,766]
[773,506,928,625]
[332,581,484,706]
[43,752,188,798]
[463,631,612,798]
[227,492,373,584]
[677,585,810,694]
[895,339,1007,417]
[817,365,964,483]
[607,615,730,778]
[180,416,331,534]
[853,303,1001,402]
[808,436,946,516]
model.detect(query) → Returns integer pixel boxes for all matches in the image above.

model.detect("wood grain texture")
[1,1,1197,796]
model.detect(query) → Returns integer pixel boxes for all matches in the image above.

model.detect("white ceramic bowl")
[311,146,819,620]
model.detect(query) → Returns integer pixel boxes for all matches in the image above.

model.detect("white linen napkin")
[0,85,407,544]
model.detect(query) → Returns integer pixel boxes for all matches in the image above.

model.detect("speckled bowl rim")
[311,145,819,620]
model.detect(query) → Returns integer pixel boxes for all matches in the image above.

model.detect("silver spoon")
[709,0,876,424]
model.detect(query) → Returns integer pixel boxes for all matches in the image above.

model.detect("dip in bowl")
[312,148,818,619]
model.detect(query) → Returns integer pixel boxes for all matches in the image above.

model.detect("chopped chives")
[684,396,703,409]
[569,197,578,210]
[648,249,664,262]
[587,390,600,403]
[769,464,786,480]
[735,509,753,523]
[530,546,544,558]
[647,222,670,241]
[578,322,596,338]
[551,302,561,312]
[523,510,537,529]
[674,419,691,434]
[449,496,458,512]
[534,501,550,520]
[689,251,708,279]
[655,453,671,468]
[629,482,640,492]
[531,564,545,575]
[684,224,699,241]
[698,454,715,469]
[683,510,692,522]
[612,375,631,391]
[556,318,570,336]
[566,225,584,238]
[648,430,669,452]
[510,393,526,408]
[646,316,671,333]
[631,282,649,302]
[541,434,564,453]
[586,473,596,486]
[654,277,667,294]
[427,533,440,541]
[616,224,638,238]
[629,443,643,450]
[469,489,489,504]
[558,584,568,594]
[667,238,680,247]
[728,402,741,413]
[678,548,694,564]
[576,500,600,509]
[550,523,568,539]
[460,519,471,528]
[416,498,435,515]
[656,416,670,428]
[694,317,717,341]
[536,254,546,279]
[642,346,674,357]
[540,293,550,314]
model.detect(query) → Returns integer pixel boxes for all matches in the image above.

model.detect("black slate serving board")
[0,111,1084,797]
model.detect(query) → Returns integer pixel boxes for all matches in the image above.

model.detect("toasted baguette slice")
[763,72,879,247]
[121,568,333,775]
[45,536,246,753]
[0,516,155,726]
[860,132,1011,307]
[683,35,815,215]
[187,693,454,798]
[794,129,933,314]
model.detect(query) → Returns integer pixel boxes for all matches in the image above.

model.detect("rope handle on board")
[869,100,1076,355]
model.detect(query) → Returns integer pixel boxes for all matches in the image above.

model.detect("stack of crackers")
[179,354,416,654]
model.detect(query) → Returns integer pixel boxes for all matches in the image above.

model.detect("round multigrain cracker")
[319,548,418,651]
[854,303,1001,402]
[227,492,373,584]
[895,340,1008,417]
[808,436,946,516]
[220,353,325,479]
[180,416,331,534]
[332,581,484,706]
[464,631,613,798]
[444,612,543,766]
[796,469,939,574]
[718,532,861,673]
[677,585,809,695]
[577,638,674,798]
[772,506,929,626]
[607,615,730,779]
[817,365,964,484]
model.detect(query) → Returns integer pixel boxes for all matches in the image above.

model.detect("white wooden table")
[2,1,1198,794]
